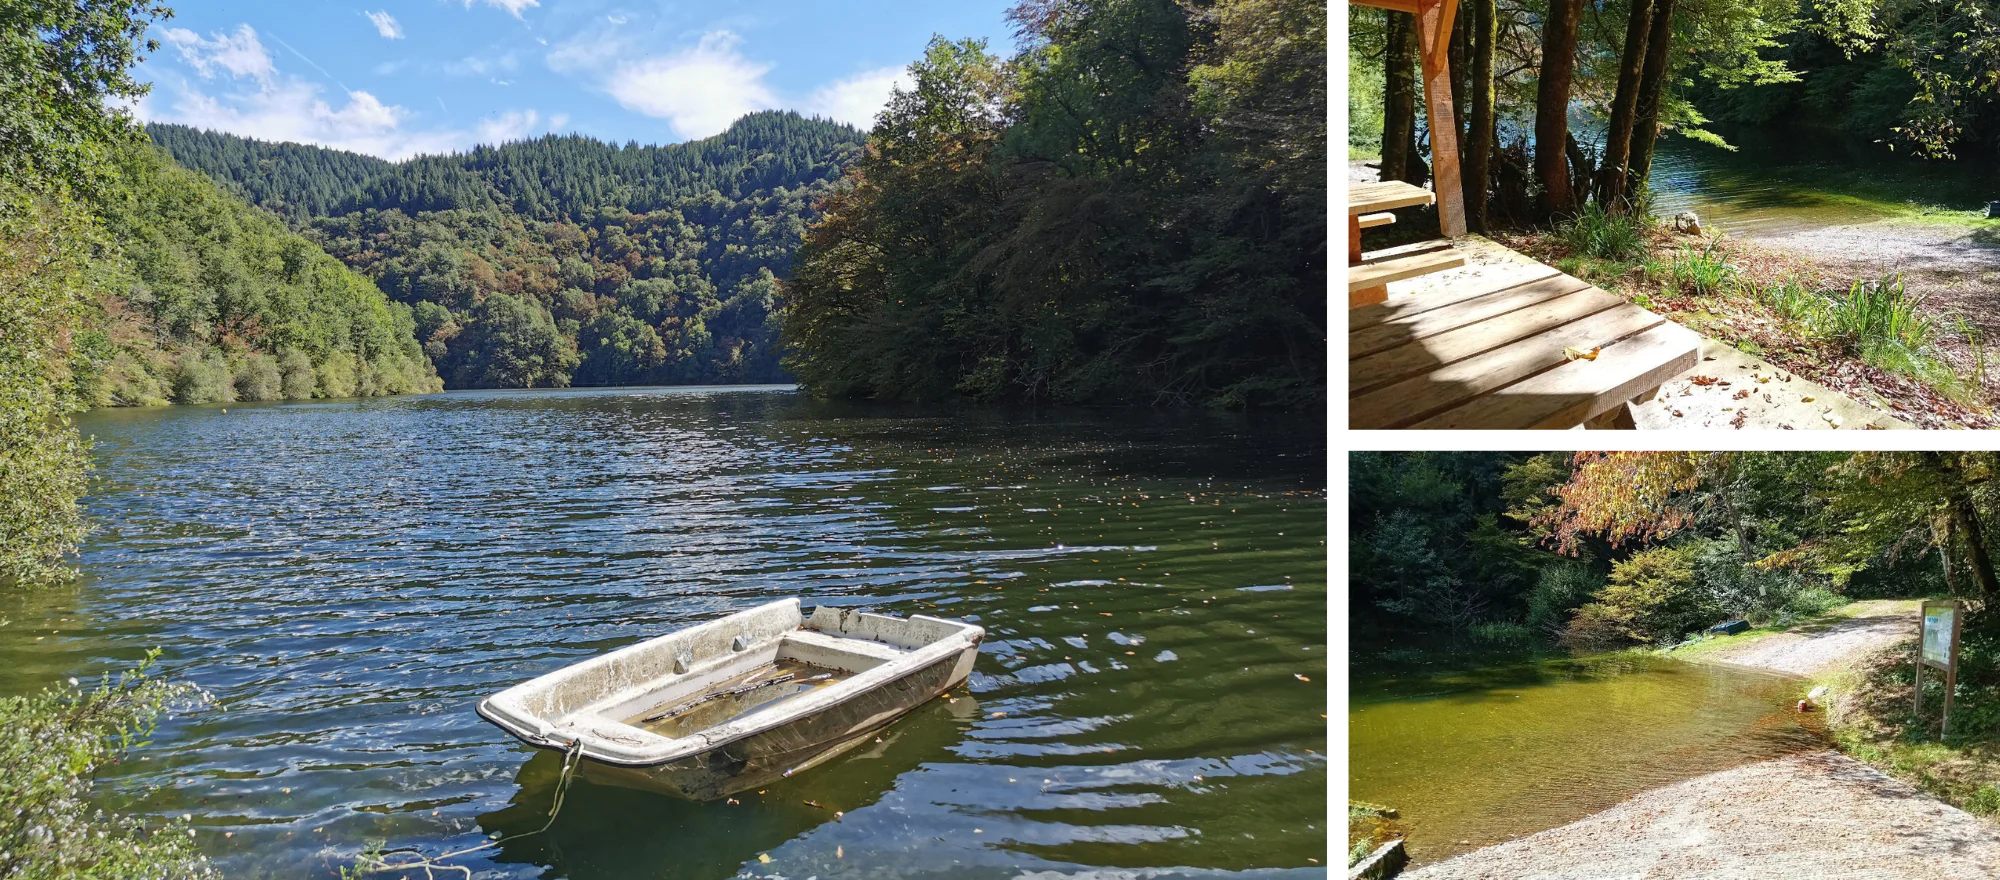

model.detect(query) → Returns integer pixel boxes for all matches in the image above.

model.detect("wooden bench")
[1349,181,1462,307]
[1349,238,1701,429]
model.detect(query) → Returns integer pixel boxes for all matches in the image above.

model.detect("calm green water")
[1651,126,2000,236]
[0,386,1327,879]
[1348,651,1821,865]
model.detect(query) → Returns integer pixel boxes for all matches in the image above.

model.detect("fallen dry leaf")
[1688,375,1720,386]
[1563,345,1601,361]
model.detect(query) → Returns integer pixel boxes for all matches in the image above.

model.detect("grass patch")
[1505,221,1996,424]
[1816,632,2000,818]
[1347,802,1401,867]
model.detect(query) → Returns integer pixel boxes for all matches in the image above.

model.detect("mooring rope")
[353,736,585,879]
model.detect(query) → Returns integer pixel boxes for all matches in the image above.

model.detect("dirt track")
[1702,600,1918,676]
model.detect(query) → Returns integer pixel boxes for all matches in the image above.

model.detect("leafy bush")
[1527,561,1602,635]
[278,348,317,399]
[0,653,215,879]
[1557,202,1648,261]
[1776,586,1845,625]
[1562,544,1713,649]
[0,188,94,583]
[1670,242,1736,296]
[171,349,233,405]
[232,351,282,401]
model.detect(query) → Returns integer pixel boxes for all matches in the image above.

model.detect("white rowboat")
[477,599,984,799]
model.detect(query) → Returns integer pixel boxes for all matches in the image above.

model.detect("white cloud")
[160,25,274,81]
[467,0,538,19]
[476,110,541,143]
[364,11,403,40]
[140,22,555,159]
[808,66,909,130]
[600,31,776,140]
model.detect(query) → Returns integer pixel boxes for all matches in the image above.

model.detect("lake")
[1651,126,1999,236]
[1348,650,1822,865]
[0,386,1327,879]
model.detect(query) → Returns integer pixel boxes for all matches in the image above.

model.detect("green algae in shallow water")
[1349,651,1822,866]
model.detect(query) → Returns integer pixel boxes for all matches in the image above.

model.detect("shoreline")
[1395,601,2000,879]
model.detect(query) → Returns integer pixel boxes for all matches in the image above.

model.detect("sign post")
[1916,599,1963,738]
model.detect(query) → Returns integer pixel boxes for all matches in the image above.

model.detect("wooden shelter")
[1354,0,1465,237]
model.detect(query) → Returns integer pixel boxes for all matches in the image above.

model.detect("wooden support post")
[1415,0,1466,237]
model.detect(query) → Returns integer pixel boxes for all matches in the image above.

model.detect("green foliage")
[441,292,578,388]
[1527,561,1603,635]
[86,145,441,405]
[0,651,215,879]
[1469,621,1537,649]
[0,186,95,584]
[0,0,169,202]
[1669,242,1737,296]
[154,112,863,389]
[1557,203,1649,262]
[1825,274,1935,352]
[787,0,1325,407]
[1563,544,1710,649]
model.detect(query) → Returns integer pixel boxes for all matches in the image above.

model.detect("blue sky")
[131,1,1017,160]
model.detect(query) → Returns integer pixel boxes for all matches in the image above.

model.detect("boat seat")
[782,629,906,667]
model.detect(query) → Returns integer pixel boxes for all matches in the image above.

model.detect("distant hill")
[83,145,440,406]
[148,111,868,389]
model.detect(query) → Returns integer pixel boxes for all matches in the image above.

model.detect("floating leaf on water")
[1294,673,1311,682]
[757,853,771,864]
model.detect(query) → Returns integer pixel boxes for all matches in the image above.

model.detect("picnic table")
[1348,237,1702,429]
[1349,181,1464,307]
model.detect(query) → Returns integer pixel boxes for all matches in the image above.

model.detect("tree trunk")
[1596,0,1654,208]
[1624,0,1679,203]
[1952,495,2000,600]
[1450,2,1469,151]
[1382,12,1428,185]
[1466,0,1496,230]
[1535,0,1584,218]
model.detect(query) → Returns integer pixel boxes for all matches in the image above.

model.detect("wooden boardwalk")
[1349,237,1701,430]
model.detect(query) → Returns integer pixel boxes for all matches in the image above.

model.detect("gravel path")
[1403,751,2000,880]
[1703,600,1918,676]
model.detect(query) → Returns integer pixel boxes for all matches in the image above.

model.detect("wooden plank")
[1406,321,1702,430]
[1350,303,1668,429]
[1416,0,1466,236]
[1357,212,1397,229]
[1353,0,1423,12]
[1350,285,1628,394]
[1349,244,1465,293]
[1350,285,1389,308]
[1349,181,1434,215]
[1350,273,1590,359]
[1348,253,1561,330]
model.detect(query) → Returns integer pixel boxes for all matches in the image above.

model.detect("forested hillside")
[785,0,1325,408]
[151,112,866,388]
[84,146,439,406]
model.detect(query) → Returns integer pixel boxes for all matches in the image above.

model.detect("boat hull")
[527,649,971,799]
